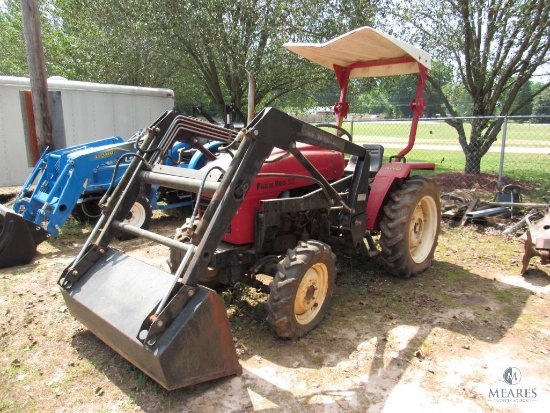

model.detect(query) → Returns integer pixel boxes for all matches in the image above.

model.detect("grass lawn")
[343,119,550,146]
[321,120,549,202]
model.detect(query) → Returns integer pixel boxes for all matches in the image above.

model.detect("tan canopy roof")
[284,26,431,78]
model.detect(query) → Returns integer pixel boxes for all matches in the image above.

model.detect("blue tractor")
[0,111,237,268]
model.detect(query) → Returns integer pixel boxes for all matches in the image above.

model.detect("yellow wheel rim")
[409,195,438,264]
[294,263,329,325]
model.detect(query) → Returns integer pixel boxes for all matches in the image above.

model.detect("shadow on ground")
[69,251,535,412]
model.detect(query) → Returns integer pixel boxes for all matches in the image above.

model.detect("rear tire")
[113,195,152,240]
[267,240,336,339]
[379,176,441,278]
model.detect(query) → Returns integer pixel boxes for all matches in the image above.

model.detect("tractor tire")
[379,176,441,278]
[71,199,102,222]
[113,195,152,240]
[267,240,336,339]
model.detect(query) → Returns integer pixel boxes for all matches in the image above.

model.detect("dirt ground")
[1,213,549,412]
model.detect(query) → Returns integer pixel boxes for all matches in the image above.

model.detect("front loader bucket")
[59,248,241,390]
[0,204,49,268]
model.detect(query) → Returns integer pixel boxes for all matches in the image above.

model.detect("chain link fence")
[307,115,550,202]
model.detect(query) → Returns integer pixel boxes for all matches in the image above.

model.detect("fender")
[366,162,435,230]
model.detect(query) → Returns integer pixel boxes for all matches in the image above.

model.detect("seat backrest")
[344,144,384,177]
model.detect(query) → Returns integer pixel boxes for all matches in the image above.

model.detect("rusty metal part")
[460,199,479,226]
[441,190,475,211]
[156,113,237,150]
[503,209,538,235]
[520,211,550,275]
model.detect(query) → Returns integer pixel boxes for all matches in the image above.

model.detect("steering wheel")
[316,123,353,142]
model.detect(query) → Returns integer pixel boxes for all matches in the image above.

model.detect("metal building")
[0,76,174,187]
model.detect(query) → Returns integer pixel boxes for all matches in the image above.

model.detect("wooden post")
[20,0,54,156]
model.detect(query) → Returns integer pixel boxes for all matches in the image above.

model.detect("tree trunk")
[463,117,503,175]
[464,150,483,174]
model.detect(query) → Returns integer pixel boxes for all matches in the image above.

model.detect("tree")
[49,1,187,89]
[532,87,550,123]
[0,0,33,76]
[152,0,383,113]
[2,0,383,115]
[1,1,188,87]
[394,0,550,173]
[510,81,535,117]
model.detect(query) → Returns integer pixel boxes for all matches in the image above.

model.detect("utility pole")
[20,0,54,156]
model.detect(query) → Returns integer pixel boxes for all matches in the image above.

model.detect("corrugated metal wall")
[0,76,174,187]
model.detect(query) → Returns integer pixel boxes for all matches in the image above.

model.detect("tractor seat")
[344,144,384,177]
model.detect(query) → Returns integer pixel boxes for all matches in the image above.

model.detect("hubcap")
[294,263,329,325]
[124,202,147,228]
[409,195,438,263]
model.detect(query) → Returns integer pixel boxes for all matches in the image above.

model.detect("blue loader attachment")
[0,116,231,268]
[0,137,135,268]
[16,137,134,236]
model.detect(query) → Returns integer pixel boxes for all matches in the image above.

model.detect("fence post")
[497,115,508,190]
[350,116,354,137]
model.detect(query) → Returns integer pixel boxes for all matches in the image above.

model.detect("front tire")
[267,240,336,339]
[71,196,102,222]
[379,176,441,278]
[113,195,152,240]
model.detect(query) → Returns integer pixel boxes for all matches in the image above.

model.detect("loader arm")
[186,108,368,282]
[1,109,237,268]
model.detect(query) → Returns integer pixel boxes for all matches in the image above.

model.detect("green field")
[343,119,550,145]
[321,120,550,201]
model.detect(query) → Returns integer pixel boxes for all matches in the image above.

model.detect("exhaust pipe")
[0,204,49,268]
[246,71,255,125]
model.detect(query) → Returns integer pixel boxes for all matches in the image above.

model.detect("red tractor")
[58,27,441,390]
